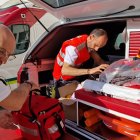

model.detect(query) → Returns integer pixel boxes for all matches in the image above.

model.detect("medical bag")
[12,89,65,140]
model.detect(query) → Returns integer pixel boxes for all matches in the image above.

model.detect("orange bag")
[98,112,140,140]
[85,115,100,127]
[84,108,99,118]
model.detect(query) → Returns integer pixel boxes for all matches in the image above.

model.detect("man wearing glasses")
[0,24,38,129]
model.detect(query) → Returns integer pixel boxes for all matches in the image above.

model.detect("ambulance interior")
[19,19,140,139]
[24,19,126,85]
[34,20,126,62]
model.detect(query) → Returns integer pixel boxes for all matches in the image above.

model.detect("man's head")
[87,29,108,51]
[0,24,16,65]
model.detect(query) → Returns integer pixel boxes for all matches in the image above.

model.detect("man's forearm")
[90,50,106,65]
[62,66,89,76]
[61,62,109,77]
[0,83,31,111]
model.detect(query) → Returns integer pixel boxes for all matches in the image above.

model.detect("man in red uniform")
[53,28,109,82]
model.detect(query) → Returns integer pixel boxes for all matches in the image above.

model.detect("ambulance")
[17,0,140,139]
[0,0,58,89]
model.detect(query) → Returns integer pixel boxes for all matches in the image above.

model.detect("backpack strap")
[28,90,43,140]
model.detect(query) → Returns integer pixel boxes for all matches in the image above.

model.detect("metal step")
[65,119,106,140]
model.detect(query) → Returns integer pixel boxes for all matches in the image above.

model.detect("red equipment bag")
[12,89,65,140]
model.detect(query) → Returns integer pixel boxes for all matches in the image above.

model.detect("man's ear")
[89,34,95,40]
[87,35,93,43]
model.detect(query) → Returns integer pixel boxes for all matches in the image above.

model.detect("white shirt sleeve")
[0,81,11,102]
[64,45,78,66]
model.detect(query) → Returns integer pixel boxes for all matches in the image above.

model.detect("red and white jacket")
[53,35,90,81]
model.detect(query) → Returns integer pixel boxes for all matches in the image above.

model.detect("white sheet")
[81,80,140,104]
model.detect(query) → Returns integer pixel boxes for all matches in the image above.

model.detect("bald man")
[0,24,38,129]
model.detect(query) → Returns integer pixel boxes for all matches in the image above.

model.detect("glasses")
[0,47,15,60]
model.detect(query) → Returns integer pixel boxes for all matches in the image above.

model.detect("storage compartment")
[38,70,53,84]
[77,102,134,140]
[18,59,54,87]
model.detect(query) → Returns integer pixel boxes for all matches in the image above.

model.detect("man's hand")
[88,64,109,75]
[23,81,39,91]
[0,110,17,129]
[29,81,39,90]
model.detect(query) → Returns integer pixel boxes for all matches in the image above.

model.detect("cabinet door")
[126,19,140,59]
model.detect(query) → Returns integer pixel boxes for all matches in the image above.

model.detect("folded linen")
[81,80,140,104]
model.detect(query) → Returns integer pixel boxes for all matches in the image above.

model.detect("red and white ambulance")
[16,0,140,139]
[0,0,58,89]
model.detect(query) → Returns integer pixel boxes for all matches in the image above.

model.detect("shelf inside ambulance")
[75,89,140,123]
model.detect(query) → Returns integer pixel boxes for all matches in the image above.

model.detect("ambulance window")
[10,24,30,55]
[43,0,86,8]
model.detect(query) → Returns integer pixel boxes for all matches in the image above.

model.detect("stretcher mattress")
[75,89,140,122]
